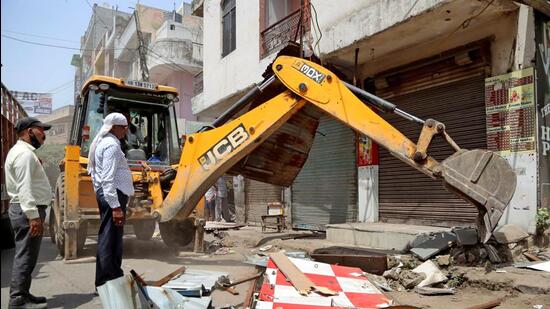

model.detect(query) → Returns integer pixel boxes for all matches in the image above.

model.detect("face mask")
[29,130,43,149]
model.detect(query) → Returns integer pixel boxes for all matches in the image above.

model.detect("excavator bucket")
[440,149,517,242]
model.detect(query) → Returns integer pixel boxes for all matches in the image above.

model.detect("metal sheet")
[378,76,487,226]
[291,114,357,230]
[228,106,320,186]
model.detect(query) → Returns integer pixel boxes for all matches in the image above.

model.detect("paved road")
[1,234,256,308]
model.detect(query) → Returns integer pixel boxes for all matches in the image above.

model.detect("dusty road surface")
[2,226,549,308]
[1,232,257,309]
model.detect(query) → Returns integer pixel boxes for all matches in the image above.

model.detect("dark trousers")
[9,203,46,300]
[95,188,128,287]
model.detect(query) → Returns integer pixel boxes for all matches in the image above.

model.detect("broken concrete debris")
[383,267,401,281]
[452,227,479,246]
[435,254,451,267]
[412,260,447,287]
[399,269,426,289]
[493,224,530,244]
[409,231,457,260]
[414,286,455,295]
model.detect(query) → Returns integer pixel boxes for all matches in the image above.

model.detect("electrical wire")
[1,29,80,44]
[146,46,190,72]
[1,34,136,51]
[146,50,183,72]
[309,2,322,57]
[45,80,74,93]
[403,0,421,20]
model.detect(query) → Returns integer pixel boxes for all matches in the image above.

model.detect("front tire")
[133,220,156,240]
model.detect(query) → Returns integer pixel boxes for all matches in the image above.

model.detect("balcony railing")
[260,7,311,58]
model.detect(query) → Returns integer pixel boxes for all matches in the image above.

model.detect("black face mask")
[29,131,43,149]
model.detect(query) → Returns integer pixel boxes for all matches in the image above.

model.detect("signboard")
[485,68,536,155]
[357,135,379,166]
[10,91,53,115]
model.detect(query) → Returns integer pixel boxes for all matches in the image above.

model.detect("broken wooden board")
[270,251,337,296]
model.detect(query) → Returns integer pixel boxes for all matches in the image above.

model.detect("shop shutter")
[245,179,282,225]
[378,75,487,226]
[291,115,357,230]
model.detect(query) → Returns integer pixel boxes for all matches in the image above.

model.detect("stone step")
[326,222,451,251]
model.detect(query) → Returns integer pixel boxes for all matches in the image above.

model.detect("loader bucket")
[440,149,516,243]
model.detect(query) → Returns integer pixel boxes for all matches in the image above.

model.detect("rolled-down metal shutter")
[291,115,357,230]
[245,179,281,225]
[378,75,487,226]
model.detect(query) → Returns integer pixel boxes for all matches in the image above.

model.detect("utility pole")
[134,5,149,82]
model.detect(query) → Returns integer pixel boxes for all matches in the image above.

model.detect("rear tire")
[159,218,195,248]
[133,220,156,240]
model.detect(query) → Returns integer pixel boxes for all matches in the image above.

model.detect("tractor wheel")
[159,218,195,248]
[133,220,156,240]
[53,175,87,257]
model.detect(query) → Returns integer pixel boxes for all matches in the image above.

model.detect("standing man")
[215,176,236,222]
[87,113,134,288]
[5,117,52,309]
[204,185,216,221]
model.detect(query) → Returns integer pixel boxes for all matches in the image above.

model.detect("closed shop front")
[291,115,357,230]
[375,41,490,226]
[245,179,282,225]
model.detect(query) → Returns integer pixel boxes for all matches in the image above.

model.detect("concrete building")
[192,0,549,236]
[36,105,75,145]
[72,4,131,96]
[72,2,203,131]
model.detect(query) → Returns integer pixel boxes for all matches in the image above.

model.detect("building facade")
[73,2,203,133]
[192,0,548,232]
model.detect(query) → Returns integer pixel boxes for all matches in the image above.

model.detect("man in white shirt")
[204,186,216,221]
[5,117,52,309]
[87,113,134,288]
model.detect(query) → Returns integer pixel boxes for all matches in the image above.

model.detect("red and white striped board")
[255,257,392,308]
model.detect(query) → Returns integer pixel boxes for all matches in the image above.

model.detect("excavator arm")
[156,56,516,242]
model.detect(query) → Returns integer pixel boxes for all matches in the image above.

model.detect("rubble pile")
[375,224,550,296]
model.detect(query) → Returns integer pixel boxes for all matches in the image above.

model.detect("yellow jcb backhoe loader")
[50,76,203,260]
[53,55,516,260]
[156,55,516,244]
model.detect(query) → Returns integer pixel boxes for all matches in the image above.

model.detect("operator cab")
[70,77,181,170]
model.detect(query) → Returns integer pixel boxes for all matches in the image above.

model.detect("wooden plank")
[269,251,337,296]
[150,266,186,287]
[523,252,542,261]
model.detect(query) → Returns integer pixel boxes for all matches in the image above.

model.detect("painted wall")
[152,70,196,121]
[310,0,445,55]
[197,0,277,114]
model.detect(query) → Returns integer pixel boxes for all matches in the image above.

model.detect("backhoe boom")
[157,56,516,242]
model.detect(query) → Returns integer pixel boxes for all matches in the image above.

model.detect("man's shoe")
[8,296,47,309]
[27,294,47,304]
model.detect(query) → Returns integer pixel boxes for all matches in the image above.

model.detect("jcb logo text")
[198,124,249,170]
